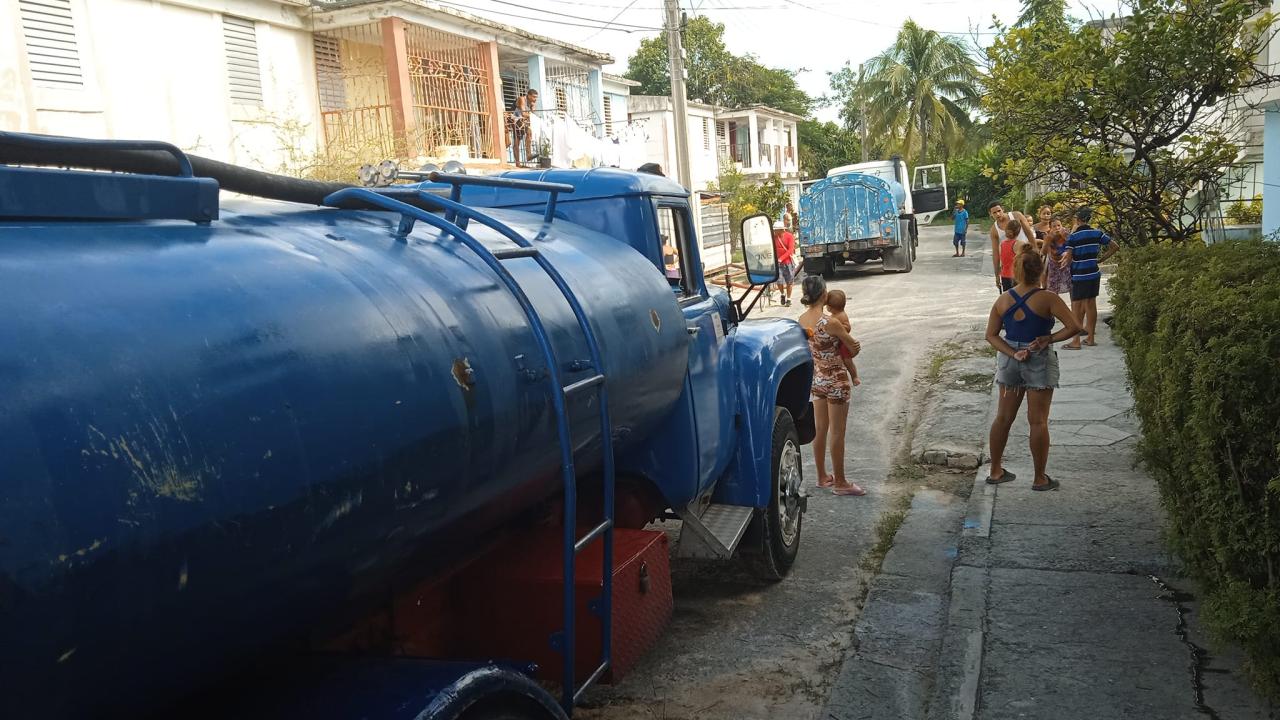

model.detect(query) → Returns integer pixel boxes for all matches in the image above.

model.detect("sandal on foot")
[985,470,1017,485]
[1062,344,1082,350]
[817,475,835,488]
[832,483,866,496]
[1032,476,1060,492]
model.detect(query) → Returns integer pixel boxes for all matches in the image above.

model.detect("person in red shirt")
[772,221,796,306]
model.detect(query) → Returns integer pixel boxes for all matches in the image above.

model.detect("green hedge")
[1110,240,1280,698]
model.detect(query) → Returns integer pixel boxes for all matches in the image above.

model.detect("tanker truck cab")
[459,170,816,576]
[0,134,813,720]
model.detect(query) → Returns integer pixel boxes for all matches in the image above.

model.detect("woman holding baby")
[797,275,865,496]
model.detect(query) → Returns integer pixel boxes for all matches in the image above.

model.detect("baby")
[825,289,861,386]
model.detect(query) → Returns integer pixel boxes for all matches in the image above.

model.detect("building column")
[480,41,505,161]
[747,113,759,171]
[527,55,547,112]
[587,69,605,138]
[380,17,417,156]
[1264,106,1280,236]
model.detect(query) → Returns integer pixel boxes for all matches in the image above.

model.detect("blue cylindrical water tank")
[0,201,689,718]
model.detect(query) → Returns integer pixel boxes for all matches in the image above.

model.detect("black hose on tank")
[0,133,392,209]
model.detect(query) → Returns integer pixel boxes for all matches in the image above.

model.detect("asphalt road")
[580,224,998,719]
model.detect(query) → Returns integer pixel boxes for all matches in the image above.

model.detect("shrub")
[1226,195,1264,225]
[1110,240,1280,699]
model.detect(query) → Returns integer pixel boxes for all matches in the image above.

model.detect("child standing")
[825,289,861,387]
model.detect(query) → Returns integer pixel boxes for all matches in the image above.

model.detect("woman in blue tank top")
[984,244,1082,491]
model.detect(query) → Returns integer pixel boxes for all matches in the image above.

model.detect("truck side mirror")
[740,214,779,285]
[730,214,780,321]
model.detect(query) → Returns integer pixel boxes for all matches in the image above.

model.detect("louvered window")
[603,95,613,135]
[313,35,345,112]
[18,0,84,88]
[223,15,262,105]
[702,117,711,151]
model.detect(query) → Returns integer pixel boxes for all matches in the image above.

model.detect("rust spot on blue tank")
[451,358,475,390]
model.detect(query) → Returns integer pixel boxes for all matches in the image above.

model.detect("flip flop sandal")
[832,484,867,496]
[985,470,1017,485]
[1032,476,1060,492]
[817,475,835,488]
[1062,345,1082,350]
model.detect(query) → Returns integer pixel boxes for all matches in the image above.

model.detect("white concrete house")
[715,104,802,200]
[627,94,721,188]
[1,0,624,173]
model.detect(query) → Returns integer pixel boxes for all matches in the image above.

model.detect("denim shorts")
[779,262,795,285]
[995,341,1060,390]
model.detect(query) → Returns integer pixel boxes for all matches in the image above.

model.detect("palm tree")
[859,20,981,164]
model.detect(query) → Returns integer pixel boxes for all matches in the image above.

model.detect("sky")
[443,0,1117,122]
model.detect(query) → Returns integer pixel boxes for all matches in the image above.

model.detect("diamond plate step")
[675,503,755,559]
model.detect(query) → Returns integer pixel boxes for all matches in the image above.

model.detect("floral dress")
[1044,238,1072,294]
[807,316,851,403]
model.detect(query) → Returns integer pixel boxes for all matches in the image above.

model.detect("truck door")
[911,164,949,223]
[656,201,733,498]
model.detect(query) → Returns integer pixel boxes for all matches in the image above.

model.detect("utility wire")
[437,0,660,32]
[583,0,647,40]
[455,0,657,29]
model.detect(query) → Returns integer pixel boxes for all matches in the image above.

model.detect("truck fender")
[713,319,813,508]
[421,664,568,720]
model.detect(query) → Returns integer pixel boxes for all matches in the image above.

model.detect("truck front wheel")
[744,406,803,580]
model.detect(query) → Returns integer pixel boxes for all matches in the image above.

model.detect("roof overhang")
[310,0,614,66]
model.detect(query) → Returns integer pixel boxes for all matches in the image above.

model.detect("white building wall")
[3,0,320,172]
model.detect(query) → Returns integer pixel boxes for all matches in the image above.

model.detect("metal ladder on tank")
[326,174,615,715]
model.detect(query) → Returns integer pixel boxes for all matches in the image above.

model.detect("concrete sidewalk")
[928,320,1274,720]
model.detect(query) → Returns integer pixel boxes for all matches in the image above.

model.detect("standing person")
[511,88,539,164]
[988,203,1035,292]
[1032,204,1053,251]
[783,200,799,235]
[1060,207,1118,349]
[797,275,865,496]
[952,199,969,257]
[998,216,1031,293]
[1042,217,1072,296]
[985,245,1083,490]
[772,220,796,306]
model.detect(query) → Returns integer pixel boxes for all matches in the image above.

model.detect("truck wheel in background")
[821,257,836,279]
[909,216,919,261]
[743,406,803,581]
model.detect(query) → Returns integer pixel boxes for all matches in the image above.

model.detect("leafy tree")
[796,120,861,179]
[712,161,789,239]
[624,16,811,115]
[946,142,1013,220]
[1015,0,1069,27]
[986,0,1279,244]
[835,21,980,164]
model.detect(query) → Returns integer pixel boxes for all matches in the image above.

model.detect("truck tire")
[744,406,803,581]
[909,216,919,261]
[821,257,835,279]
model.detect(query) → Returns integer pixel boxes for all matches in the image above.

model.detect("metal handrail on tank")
[323,184,615,714]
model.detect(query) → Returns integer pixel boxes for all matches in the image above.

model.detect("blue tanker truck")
[0,132,816,719]
[798,157,948,277]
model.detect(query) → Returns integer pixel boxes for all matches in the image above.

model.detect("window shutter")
[313,35,345,112]
[18,0,84,88]
[223,15,262,105]
[603,95,613,135]
[702,117,711,151]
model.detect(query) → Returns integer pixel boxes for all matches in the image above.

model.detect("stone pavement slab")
[901,313,1274,718]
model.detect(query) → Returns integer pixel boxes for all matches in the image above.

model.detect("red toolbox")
[451,527,672,684]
